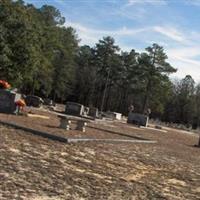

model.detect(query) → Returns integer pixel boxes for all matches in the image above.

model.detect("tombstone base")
[76,120,87,132]
[0,89,21,114]
[59,117,71,131]
[127,112,148,127]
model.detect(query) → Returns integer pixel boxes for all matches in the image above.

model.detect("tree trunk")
[105,84,112,111]
[100,67,111,112]
[120,88,128,114]
[53,91,56,102]
[32,78,35,95]
[142,79,151,114]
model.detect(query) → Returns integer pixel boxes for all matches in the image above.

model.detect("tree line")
[1,0,200,128]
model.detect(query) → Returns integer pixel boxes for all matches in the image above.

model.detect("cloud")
[66,20,187,44]
[153,26,186,43]
[167,47,200,81]
[185,0,200,6]
[65,21,149,36]
[127,0,167,6]
[65,20,200,81]
[167,47,200,59]
[169,58,200,82]
[52,0,66,6]
[65,20,151,45]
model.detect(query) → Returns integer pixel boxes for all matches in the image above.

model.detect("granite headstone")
[88,107,99,118]
[0,89,21,114]
[65,102,84,116]
[25,95,44,107]
[127,112,148,127]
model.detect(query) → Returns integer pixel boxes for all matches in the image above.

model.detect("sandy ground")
[0,109,200,200]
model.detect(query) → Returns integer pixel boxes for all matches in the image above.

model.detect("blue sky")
[24,0,200,81]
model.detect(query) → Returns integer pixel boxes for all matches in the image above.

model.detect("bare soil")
[0,109,200,200]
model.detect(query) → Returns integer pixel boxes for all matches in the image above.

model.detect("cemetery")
[0,80,200,200]
[1,110,200,199]
[0,94,200,199]
[2,1,200,199]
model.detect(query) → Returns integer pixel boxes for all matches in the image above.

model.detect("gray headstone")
[88,107,99,118]
[106,111,122,120]
[65,102,84,116]
[25,95,44,107]
[84,106,90,116]
[127,112,148,127]
[0,89,21,114]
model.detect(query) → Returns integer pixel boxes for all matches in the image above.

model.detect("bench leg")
[76,121,87,132]
[198,135,200,147]
[59,118,71,130]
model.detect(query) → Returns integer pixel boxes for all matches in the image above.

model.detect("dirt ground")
[0,109,200,200]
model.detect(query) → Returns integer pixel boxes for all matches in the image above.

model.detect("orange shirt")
[15,99,26,107]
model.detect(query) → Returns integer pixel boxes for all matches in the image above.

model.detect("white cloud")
[66,20,187,44]
[185,0,200,6]
[153,26,186,43]
[127,0,167,6]
[65,20,151,45]
[170,58,200,82]
[167,47,200,59]
[65,21,149,36]
[53,0,65,6]
[65,20,200,81]
[167,47,200,81]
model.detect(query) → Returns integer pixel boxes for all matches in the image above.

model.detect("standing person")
[128,104,134,113]
[15,98,26,115]
[145,108,151,116]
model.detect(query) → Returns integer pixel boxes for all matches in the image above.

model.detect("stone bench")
[58,115,89,132]
[76,120,87,132]
[58,115,71,130]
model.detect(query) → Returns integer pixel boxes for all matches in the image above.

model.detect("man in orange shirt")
[15,99,26,115]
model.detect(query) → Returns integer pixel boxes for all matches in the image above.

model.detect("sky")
[24,0,200,82]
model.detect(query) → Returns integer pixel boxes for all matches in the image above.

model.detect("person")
[128,104,134,113]
[15,98,26,115]
[145,108,151,116]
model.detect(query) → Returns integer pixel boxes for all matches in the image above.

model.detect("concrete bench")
[58,114,89,132]
[76,120,87,132]
[58,115,71,130]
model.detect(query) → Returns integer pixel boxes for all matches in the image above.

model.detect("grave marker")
[65,102,84,116]
[0,89,21,114]
[88,107,99,118]
[127,112,148,127]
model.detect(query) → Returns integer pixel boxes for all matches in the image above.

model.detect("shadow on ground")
[89,126,149,141]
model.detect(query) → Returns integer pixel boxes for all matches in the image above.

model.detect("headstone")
[65,102,84,116]
[155,125,162,129]
[113,112,122,120]
[106,111,122,120]
[83,106,90,116]
[88,107,98,118]
[0,89,21,114]
[43,98,54,106]
[127,112,148,127]
[25,95,44,107]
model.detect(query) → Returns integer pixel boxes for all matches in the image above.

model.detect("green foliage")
[137,44,177,113]
[163,75,196,125]
[0,0,78,100]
